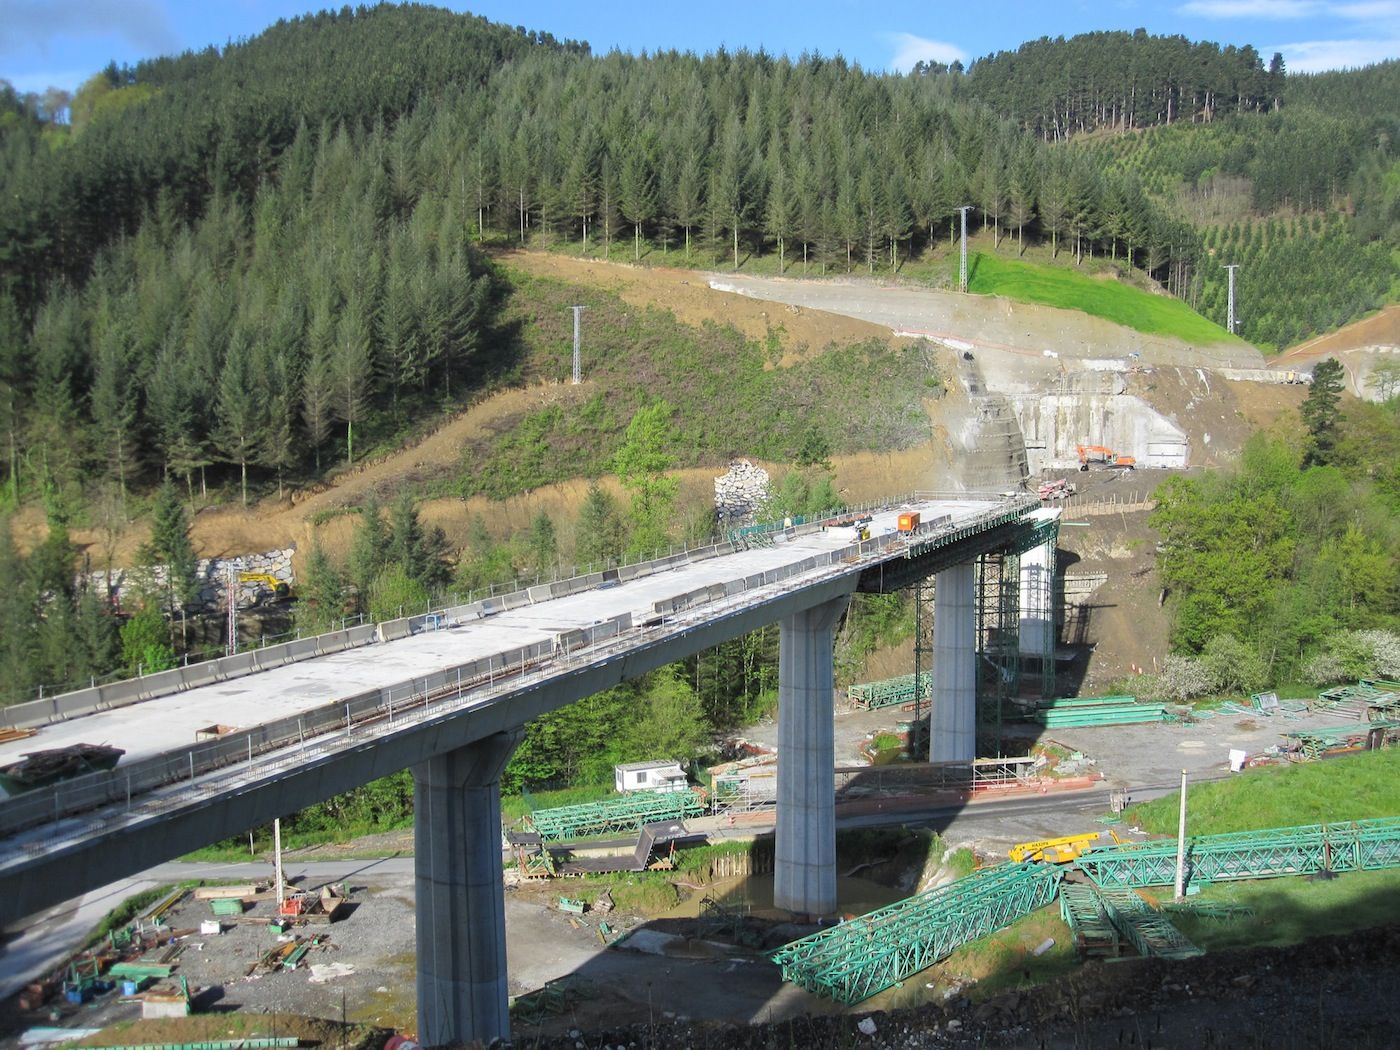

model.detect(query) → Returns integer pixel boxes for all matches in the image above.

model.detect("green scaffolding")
[770,862,1062,1004]
[525,790,705,841]
[1074,817,1400,889]
[976,550,1020,756]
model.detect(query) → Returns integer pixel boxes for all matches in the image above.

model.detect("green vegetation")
[1196,215,1394,350]
[464,270,939,500]
[960,251,1238,343]
[1132,748,1400,836]
[1170,869,1400,951]
[1151,382,1400,682]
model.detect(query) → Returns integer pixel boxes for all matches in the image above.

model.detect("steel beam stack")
[770,862,1062,1004]
[525,790,705,841]
[847,673,932,711]
[1075,817,1400,889]
[1029,696,1166,728]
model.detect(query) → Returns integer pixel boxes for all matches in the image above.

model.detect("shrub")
[1152,654,1215,702]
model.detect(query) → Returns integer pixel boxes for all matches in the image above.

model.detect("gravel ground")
[523,924,1400,1050]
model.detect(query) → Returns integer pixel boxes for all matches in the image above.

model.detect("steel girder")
[770,862,1062,1004]
[526,790,705,841]
[1096,888,1203,960]
[1075,817,1400,888]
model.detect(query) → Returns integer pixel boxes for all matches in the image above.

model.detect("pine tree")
[296,536,347,634]
[575,481,624,568]
[348,496,388,610]
[144,480,200,610]
[1302,357,1345,466]
[528,509,558,579]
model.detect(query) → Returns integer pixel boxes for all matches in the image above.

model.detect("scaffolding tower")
[976,551,1020,755]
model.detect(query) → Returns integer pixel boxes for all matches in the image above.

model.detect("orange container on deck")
[897,511,920,533]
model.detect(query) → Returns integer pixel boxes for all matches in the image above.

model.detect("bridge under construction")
[0,491,1060,1047]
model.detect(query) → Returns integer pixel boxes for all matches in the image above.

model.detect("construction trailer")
[614,759,688,793]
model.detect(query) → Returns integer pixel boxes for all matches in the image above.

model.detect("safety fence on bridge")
[0,496,1039,852]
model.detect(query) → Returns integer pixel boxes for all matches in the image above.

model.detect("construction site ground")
[6,700,1383,1048]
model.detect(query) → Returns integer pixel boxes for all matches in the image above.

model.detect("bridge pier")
[774,596,848,916]
[1018,539,1053,659]
[413,729,522,1048]
[931,561,976,761]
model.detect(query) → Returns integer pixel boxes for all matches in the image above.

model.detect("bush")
[1305,629,1400,685]
[1150,654,1215,702]
[1201,634,1268,695]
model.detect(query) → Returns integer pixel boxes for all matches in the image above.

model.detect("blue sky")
[3,0,1399,97]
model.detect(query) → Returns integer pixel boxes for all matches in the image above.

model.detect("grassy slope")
[451,267,941,499]
[963,251,1242,344]
[1131,748,1400,835]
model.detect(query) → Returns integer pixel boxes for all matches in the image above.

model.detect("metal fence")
[1,492,1033,854]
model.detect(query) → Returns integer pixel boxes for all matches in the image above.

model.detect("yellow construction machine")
[1008,831,1103,864]
[238,571,291,601]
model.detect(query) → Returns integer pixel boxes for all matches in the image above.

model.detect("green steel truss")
[525,790,705,841]
[1075,817,1400,889]
[1061,884,1202,960]
[1059,884,1125,958]
[770,862,1062,1004]
[1096,888,1203,960]
[848,673,932,711]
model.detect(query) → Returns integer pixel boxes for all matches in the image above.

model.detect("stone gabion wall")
[714,460,771,526]
[83,547,297,612]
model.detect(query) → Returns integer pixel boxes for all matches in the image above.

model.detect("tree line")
[1152,362,1400,687]
[951,30,1287,139]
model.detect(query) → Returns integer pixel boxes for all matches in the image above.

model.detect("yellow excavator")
[238,572,291,602]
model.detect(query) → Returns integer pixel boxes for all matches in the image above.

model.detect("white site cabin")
[614,760,687,793]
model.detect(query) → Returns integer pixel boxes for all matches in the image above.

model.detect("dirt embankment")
[496,249,891,365]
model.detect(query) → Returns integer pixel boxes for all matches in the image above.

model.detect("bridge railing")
[0,494,1033,844]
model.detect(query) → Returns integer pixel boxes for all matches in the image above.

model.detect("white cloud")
[885,32,967,73]
[1179,0,1400,18]
[1178,0,1317,18]
[1334,1,1400,18]
[1272,35,1400,68]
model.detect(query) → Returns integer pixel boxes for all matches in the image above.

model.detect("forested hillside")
[1,5,1217,517]
[966,37,1400,349]
[956,31,1287,137]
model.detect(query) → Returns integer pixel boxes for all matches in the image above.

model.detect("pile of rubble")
[714,460,771,526]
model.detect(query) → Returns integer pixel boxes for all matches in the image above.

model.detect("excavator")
[1076,445,1136,471]
[238,571,291,602]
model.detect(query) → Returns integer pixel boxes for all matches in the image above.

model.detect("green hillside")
[961,252,1240,344]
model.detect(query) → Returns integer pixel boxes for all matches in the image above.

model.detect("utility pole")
[1174,769,1189,899]
[1222,264,1239,334]
[570,305,585,384]
[957,206,973,292]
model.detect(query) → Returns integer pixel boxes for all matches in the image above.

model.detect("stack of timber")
[1029,696,1166,728]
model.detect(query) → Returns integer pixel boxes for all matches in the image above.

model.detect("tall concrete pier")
[414,730,522,1047]
[931,561,977,761]
[1019,539,1054,659]
[774,596,849,916]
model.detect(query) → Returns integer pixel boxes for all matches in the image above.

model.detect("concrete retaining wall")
[1014,392,1189,473]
